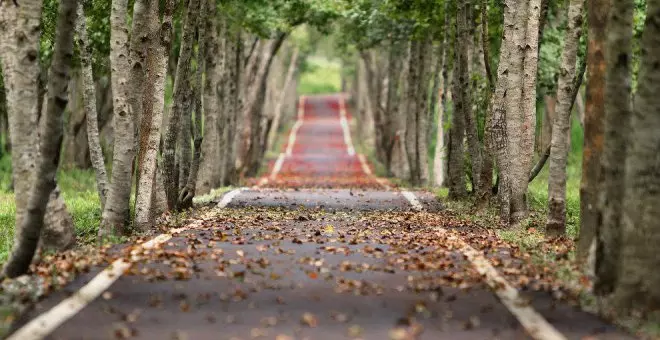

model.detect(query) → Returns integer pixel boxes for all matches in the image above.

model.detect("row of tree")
[0,0,334,277]
[341,0,659,319]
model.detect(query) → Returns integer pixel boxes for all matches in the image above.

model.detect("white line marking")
[356,154,391,189]
[271,153,285,180]
[217,187,246,208]
[7,222,196,340]
[357,154,373,175]
[338,96,356,156]
[285,120,302,156]
[438,228,568,340]
[401,191,424,211]
[285,96,306,157]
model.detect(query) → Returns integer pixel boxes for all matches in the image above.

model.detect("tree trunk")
[448,53,467,198]
[594,0,633,296]
[382,41,403,176]
[3,0,77,277]
[134,0,174,229]
[0,0,75,253]
[196,3,223,195]
[433,6,449,187]
[222,31,242,186]
[507,0,542,224]
[267,47,299,151]
[245,34,287,177]
[606,0,660,315]
[99,0,138,237]
[546,0,586,237]
[76,2,108,209]
[458,0,483,194]
[179,2,207,210]
[579,0,610,259]
[488,0,516,220]
[162,0,199,210]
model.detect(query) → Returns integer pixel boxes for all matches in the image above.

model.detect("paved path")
[8,95,634,340]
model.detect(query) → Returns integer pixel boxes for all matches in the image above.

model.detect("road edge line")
[356,154,391,189]
[285,96,306,157]
[217,187,247,208]
[401,191,424,211]
[6,222,196,340]
[338,96,356,156]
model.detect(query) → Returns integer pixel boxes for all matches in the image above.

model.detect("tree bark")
[507,0,542,224]
[0,0,75,252]
[458,0,483,194]
[99,0,138,237]
[594,0,633,296]
[3,0,77,277]
[134,0,174,229]
[245,34,287,177]
[222,31,242,186]
[179,1,207,210]
[266,47,299,151]
[76,2,108,209]
[546,0,586,237]
[579,0,610,259]
[487,0,516,220]
[433,3,450,187]
[162,0,199,211]
[448,53,467,198]
[196,2,223,195]
[607,0,660,315]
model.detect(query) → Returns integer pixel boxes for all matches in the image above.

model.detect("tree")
[545,0,586,237]
[593,0,633,297]
[134,0,175,228]
[579,0,610,259]
[597,0,660,318]
[99,0,138,237]
[3,0,78,277]
[432,1,450,187]
[0,0,75,253]
[163,0,199,211]
[76,1,108,209]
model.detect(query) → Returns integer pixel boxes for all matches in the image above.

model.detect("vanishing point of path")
[8,95,633,340]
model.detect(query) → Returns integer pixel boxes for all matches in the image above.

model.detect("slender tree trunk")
[0,0,75,252]
[179,2,207,210]
[404,41,421,186]
[162,0,199,211]
[546,0,586,236]
[488,0,516,220]
[222,32,242,186]
[3,0,77,277]
[245,34,286,176]
[448,52,467,198]
[197,3,223,195]
[177,89,193,192]
[76,3,108,208]
[476,1,494,203]
[99,0,138,237]
[594,0,633,296]
[433,6,449,187]
[459,0,483,194]
[579,0,610,259]
[606,0,660,315]
[267,47,299,150]
[134,0,174,229]
[507,0,542,223]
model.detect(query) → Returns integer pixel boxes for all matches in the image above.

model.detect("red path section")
[259,95,386,189]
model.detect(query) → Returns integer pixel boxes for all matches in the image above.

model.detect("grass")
[298,56,342,95]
